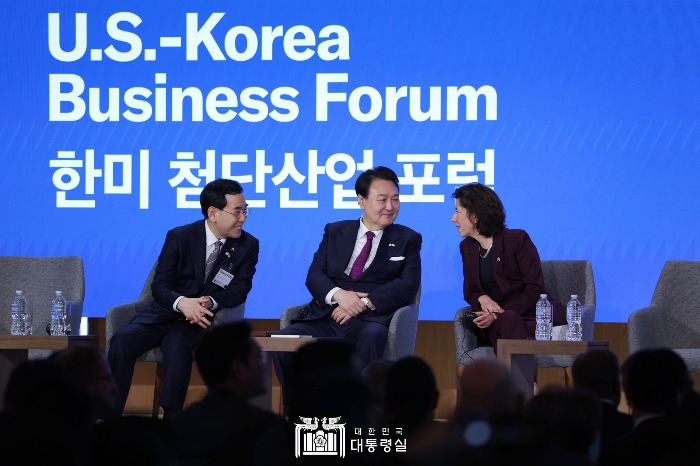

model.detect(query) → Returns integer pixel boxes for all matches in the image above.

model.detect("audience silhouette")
[0,358,93,466]
[50,345,119,423]
[166,320,284,466]
[600,347,700,466]
[256,339,374,465]
[571,349,632,453]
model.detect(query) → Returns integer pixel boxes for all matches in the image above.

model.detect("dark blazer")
[599,415,700,466]
[303,220,422,326]
[460,228,565,324]
[600,401,633,449]
[132,219,259,325]
[167,388,284,466]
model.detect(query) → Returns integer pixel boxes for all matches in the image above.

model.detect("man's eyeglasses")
[218,207,251,219]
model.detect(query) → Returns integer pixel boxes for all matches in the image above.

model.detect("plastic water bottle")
[50,291,67,336]
[11,291,28,335]
[566,294,583,341]
[535,294,552,340]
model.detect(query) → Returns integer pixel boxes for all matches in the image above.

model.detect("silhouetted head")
[622,348,689,416]
[457,359,520,420]
[384,356,438,424]
[196,320,266,399]
[571,349,622,405]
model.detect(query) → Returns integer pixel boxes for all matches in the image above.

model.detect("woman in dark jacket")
[451,183,565,350]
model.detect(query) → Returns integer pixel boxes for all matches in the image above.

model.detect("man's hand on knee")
[331,307,354,325]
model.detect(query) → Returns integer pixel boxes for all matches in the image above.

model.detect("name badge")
[212,269,234,288]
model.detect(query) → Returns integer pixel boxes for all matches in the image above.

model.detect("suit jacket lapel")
[336,221,360,274]
[190,221,207,285]
[492,232,504,277]
[362,224,394,278]
[216,237,238,273]
[463,237,484,294]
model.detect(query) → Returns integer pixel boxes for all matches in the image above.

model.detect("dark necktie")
[204,241,222,282]
[349,231,375,280]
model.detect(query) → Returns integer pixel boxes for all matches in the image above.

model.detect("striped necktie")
[204,241,222,282]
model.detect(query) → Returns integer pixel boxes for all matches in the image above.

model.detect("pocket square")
[389,256,405,261]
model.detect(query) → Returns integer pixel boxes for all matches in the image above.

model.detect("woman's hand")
[477,295,503,314]
[474,295,503,328]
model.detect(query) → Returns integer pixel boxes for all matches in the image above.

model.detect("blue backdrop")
[1,1,698,322]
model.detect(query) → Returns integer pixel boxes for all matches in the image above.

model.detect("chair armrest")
[581,303,596,341]
[455,307,480,365]
[280,304,309,330]
[68,299,84,336]
[104,301,144,352]
[212,302,246,326]
[628,305,673,353]
[384,303,419,360]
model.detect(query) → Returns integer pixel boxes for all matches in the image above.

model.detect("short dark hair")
[451,183,506,237]
[51,346,109,386]
[200,179,243,218]
[195,320,253,387]
[622,348,689,414]
[355,166,400,198]
[524,388,601,458]
[571,349,621,402]
[385,356,437,416]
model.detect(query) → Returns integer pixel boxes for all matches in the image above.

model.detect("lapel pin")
[389,243,395,247]
[497,257,501,261]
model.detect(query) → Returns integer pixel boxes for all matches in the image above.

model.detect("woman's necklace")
[479,240,493,259]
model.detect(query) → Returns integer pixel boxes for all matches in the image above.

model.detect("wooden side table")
[496,339,609,399]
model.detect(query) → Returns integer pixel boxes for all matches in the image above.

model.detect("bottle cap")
[540,294,547,298]
[16,290,22,294]
[55,290,62,295]
[571,294,578,298]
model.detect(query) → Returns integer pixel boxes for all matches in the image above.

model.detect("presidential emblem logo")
[294,416,346,458]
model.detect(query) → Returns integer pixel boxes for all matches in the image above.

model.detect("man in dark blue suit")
[273,166,422,405]
[108,179,259,416]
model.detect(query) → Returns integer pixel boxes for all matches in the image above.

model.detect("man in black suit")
[598,348,700,466]
[108,179,259,416]
[167,320,283,466]
[273,166,422,405]
[571,349,633,452]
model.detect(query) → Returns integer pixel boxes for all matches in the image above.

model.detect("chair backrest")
[138,261,158,301]
[104,263,157,352]
[650,260,700,336]
[651,260,700,312]
[0,256,85,336]
[541,260,596,341]
[384,285,422,360]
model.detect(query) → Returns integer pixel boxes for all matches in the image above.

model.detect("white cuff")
[325,287,341,305]
[173,296,184,312]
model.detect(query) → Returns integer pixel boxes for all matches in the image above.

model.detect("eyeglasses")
[218,206,251,219]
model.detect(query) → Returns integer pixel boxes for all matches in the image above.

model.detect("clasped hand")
[330,289,369,325]
[474,295,503,329]
[177,297,214,328]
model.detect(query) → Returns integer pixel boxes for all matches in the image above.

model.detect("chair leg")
[456,364,466,408]
[564,366,573,388]
[152,362,163,419]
